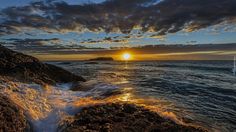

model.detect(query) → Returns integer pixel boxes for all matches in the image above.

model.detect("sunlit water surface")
[55,60,236,132]
[1,61,236,132]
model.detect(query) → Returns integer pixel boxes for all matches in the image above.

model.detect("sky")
[0,0,236,60]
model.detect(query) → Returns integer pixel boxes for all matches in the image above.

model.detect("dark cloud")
[31,43,236,55]
[1,38,103,54]
[81,36,130,44]
[0,0,236,35]
[5,38,59,42]
[106,43,236,55]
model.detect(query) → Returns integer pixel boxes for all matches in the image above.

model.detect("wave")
[0,77,191,132]
[156,64,231,72]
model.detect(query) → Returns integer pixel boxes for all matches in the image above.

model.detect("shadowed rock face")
[0,45,85,85]
[61,103,206,132]
[0,94,31,132]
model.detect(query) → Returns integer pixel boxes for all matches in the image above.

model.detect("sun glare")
[123,53,131,60]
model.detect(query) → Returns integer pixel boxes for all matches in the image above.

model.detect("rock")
[61,103,207,132]
[89,57,114,61]
[0,45,85,85]
[70,82,93,91]
[122,104,137,114]
[0,94,31,132]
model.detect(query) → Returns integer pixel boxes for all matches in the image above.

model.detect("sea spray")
[0,78,189,132]
[0,81,78,131]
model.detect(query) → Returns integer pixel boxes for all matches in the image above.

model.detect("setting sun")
[123,53,131,60]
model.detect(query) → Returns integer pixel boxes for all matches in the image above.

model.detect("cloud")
[0,0,236,36]
[0,0,236,35]
[80,36,130,44]
[29,43,236,57]
[149,34,166,41]
[4,38,61,45]
[1,38,104,54]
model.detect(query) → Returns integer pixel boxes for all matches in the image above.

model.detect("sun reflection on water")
[119,93,131,101]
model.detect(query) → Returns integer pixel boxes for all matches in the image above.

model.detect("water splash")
[0,78,194,131]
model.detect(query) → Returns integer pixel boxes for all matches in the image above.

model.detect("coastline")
[0,45,207,132]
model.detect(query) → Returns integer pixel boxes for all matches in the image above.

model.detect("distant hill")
[89,57,114,61]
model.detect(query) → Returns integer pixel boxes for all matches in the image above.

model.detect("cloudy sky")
[0,0,236,60]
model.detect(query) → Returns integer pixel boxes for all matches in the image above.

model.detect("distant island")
[89,57,114,61]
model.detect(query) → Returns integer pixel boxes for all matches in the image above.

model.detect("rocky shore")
[0,45,85,85]
[0,94,31,132]
[0,45,206,132]
[61,103,206,132]
[0,45,85,131]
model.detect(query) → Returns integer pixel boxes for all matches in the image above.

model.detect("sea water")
[54,60,236,131]
[1,60,235,132]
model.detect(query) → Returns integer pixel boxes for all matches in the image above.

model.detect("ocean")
[1,60,235,131]
[52,60,236,132]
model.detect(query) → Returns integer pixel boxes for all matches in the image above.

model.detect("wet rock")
[0,94,31,132]
[122,104,137,114]
[61,103,207,132]
[70,82,93,91]
[0,45,85,85]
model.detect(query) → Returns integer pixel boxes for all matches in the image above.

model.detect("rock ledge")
[61,103,206,132]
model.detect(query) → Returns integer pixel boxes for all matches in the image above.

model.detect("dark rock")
[70,82,93,91]
[89,57,114,61]
[61,103,207,132]
[0,45,85,85]
[0,94,31,132]
[122,104,137,114]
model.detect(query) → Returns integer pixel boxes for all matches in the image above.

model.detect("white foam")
[0,80,124,132]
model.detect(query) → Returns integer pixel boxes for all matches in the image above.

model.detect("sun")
[122,53,131,60]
